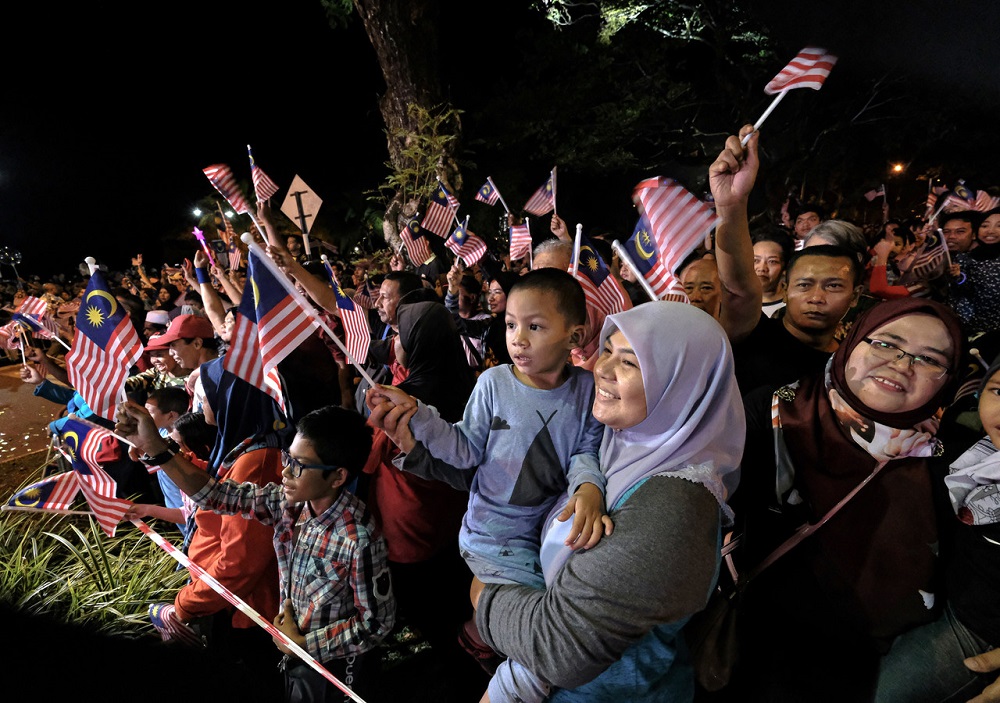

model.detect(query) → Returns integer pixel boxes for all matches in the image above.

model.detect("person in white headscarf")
[471,300,745,702]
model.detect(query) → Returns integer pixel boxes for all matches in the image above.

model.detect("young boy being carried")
[116,403,395,703]
[368,268,611,702]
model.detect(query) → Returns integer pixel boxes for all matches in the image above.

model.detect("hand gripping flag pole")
[130,518,367,703]
[611,239,659,302]
[240,233,379,389]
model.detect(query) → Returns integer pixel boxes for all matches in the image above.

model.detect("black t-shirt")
[732,313,833,397]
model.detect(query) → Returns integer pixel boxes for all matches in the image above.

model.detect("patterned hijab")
[540,302,745,582]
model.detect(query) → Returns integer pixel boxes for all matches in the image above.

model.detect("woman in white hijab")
[473,301,745,702]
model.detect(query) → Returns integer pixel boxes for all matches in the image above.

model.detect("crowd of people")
[3,123,1000,703]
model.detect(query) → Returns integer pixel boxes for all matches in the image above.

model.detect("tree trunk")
[352,0,460,247]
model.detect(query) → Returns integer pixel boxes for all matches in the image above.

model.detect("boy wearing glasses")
[116,402,395,703]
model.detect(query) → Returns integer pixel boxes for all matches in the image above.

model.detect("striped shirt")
[192,479,395,663]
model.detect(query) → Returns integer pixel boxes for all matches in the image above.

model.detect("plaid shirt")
[192,479,395,663]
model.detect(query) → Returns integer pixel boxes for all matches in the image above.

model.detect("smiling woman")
[731,297,967,699]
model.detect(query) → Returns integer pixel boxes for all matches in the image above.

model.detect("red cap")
[145,333,171,352]
[154,314,215,346]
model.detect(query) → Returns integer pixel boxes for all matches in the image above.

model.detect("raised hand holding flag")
[445,216,488,265]
[742,47,838,145]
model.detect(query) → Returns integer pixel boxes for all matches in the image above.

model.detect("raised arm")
[710,125,762,343]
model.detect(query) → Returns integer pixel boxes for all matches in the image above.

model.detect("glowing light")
[891,163,905,173]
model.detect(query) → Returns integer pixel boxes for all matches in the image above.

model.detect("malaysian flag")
[16,295,48,317]
[12,312,56,340]
[765,47,838,94]
[632,177,718,285]
[228,235,243,270]
[0,321,23,350]
[475,179,500,206]
[352,281,374,310]
[524,169,556,216]
[223,249,318,411]
[445,217,488,265]
[570,232,631,319]
[864,185,886,202]
[7,471,80,512]
[975,191,1000,212]
[621,215,687,302]
[510,220,532,261]
[203,164,250,214]
[65,270,144,421]
[420,182,458,237]
[898,228,949,285]
[248,145,280,202]
[328,269,371,363]
[400,216,433,264]
[59,417,133,537]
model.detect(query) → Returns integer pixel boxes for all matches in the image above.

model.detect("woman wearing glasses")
[728,298,966,701]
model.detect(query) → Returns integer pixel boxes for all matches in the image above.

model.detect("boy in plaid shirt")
[117,402,394,703]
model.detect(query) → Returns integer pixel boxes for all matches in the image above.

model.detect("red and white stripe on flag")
[224,314,283,407]
[252,165,280,202]
[76,427,132,536]
[420,200,454,238]
[445,230,488,265]
[510,222,532,260]
[16,296,48,317]
[331,276,371,364]
[765,47,838,94]
[257,297,316,373]
[203,164,250,214]
[632,177,718,279]
[65,320,144,421]
[401,221,433,264]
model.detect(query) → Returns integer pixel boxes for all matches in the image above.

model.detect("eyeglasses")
[862,337,951,379]
[280,450,340,478]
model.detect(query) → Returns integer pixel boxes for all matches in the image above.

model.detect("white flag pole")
[741,90,788,146]
[240,234,379,389]
[571,224,582,277]
[488,177,511,214]
[611,240,658,301]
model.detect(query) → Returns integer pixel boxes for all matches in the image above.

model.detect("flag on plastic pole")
[421,182,458,237]
[632,177,718,286]
[524,169,556,216]
[510,220,532,261]
[203,164,250,214]
[58,417,133,536]
[65,270,144,421]
[400,216,434,264]
[445,217,488,265]
[742,47,838,145]
[248,145,280,202]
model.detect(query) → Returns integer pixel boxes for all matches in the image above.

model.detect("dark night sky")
[2,0,999,278]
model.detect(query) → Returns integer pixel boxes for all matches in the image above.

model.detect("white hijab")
[540,301,745,584]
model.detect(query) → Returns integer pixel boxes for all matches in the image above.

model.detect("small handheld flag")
[742,47,838,145]
[523,168,557,216]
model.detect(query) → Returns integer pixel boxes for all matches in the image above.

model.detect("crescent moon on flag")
[635,230,655,261]
[251,277,261,307]
[86,289,119,317]
[14,487,42,508]
[63,431,80,459]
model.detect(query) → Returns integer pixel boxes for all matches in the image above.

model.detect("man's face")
[752,241,785,295]
[286,237,303,256]
[458,287,479,316]
[942,218,976,252]
[794,211,821,239]
[784,255,859,335]
[376,280,403,327]
[353,266,367,287]
[680,259,721,318]
[168,338,201,370]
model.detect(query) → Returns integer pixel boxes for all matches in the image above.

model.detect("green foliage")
[319,0,355,30]
[371,103,464,209]
[0,499,187,638]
